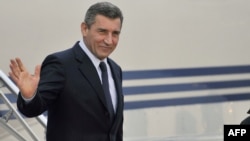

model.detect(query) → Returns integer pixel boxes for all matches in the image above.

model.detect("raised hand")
[9,57,41,99]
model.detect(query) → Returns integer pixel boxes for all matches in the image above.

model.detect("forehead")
[92,15,122,31]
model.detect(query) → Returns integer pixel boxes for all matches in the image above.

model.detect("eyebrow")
[97,28,121,34]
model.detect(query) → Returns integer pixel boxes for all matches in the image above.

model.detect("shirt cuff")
[21,90,37,103]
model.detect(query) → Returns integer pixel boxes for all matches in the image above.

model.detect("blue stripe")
[0,110,16,119]
[0,94,17,103]
[124,92,250,110]
[123,79,250,95]
[1,93,249,115]
[123,65,250,80]
[1,65,250,112]
[3,79,249,104]
[0,110,47,119]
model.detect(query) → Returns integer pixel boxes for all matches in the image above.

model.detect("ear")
[81,22,88,37]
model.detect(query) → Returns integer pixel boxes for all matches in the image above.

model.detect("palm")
[17,69,40,98]
[9,58,41,99]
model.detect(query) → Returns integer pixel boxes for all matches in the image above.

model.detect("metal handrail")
[0,70,47,127]
[0,69,47,140]
[0,90,40,140]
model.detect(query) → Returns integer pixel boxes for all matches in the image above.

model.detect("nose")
[104,34,112,45]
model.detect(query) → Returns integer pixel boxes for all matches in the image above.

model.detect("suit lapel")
[109,60,123,114]
[108,59,124,128]
[73,44,108,111]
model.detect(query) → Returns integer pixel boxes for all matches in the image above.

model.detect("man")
[240,109,250,125]
[9,2,124,141]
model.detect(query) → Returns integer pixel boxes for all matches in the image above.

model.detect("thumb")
[34,65,41,77]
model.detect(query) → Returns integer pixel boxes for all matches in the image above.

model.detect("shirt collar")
[79,39,108,68]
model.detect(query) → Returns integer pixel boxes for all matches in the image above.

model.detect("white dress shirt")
[79,40,117,113]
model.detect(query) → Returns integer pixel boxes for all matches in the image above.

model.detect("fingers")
[9,59,20,85]
[9,57,27,74]
[9,58,21,79]
[9,71,18,83]
[15,57,27,72]
[9,58,41,80]
[9,57,27,80]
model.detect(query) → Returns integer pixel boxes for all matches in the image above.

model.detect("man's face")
[81,15,122,60]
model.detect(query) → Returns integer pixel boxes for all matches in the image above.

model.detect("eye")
[113,31,120,37]
[98,29,107,34]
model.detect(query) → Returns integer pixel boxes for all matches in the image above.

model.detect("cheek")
[92,35,104,43]
[87,35,100,46]
[113,37,119,45]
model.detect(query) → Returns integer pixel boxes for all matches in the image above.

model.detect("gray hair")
[84,2,123,28]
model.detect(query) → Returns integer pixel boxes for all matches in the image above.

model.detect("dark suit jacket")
[17,41,124,141]
[240,109,250,125]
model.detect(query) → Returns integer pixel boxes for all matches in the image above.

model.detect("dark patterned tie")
[99,62,114,121]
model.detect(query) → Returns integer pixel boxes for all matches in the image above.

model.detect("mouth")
[100,45,111,50]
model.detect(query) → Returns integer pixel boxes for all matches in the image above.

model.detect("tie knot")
[99,62,107,72]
